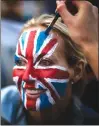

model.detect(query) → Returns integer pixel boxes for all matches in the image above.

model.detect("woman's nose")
[22,63,31,82]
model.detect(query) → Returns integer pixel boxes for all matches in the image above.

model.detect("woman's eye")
[39,59,54,66]
[15,59,26,66]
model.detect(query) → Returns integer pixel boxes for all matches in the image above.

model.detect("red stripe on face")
[26,95,36,110]
[26,31,36,60]
[13,69,24,77]
[41,38,57,55]
[17,77,22,93]
[13,68,36,88]
[13,29,70,111]
[18,42,22,55]
[13,67,69,101]
[13,69,24,91]
[24,83,35,89]
[13,69,24,95]
[31,68,69,79]
[30,68,69,101]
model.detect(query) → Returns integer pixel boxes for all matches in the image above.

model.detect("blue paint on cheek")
[14,55,20,61]
[39,85,52,110]
[36,31,48,53]
[51,82,67,96]
[21,32,27,50]
[14,55,20,66]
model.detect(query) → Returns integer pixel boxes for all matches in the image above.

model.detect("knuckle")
[84,1,92,10]
[84,1,92,6]
[93,6,98,18]
[56,3,66,12]
[93,6,98,12]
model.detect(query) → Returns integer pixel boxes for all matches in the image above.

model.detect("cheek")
[13,69,24,78]
[12,69,24,90]
[38,69,70,98]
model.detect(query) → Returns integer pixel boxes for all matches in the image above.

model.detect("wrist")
[81,42,98,61]
[82,41,98,79]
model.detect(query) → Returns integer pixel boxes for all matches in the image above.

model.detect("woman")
[1,14,99,125]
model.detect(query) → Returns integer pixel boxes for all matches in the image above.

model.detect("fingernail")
[56,0,65,5]
[56,1,60,5]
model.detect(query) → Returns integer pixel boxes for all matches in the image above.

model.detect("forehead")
[16,27,64,61]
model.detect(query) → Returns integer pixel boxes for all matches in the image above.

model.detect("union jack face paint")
[13,28,69,111]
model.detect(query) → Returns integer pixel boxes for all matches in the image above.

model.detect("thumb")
[56,0,73,25]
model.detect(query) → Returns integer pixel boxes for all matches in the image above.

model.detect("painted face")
[13,28,70,111]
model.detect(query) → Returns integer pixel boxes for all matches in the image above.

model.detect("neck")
[28,106,57,124]
[26,84,72,124]
[27,88,72,124]
[27,98,72,125]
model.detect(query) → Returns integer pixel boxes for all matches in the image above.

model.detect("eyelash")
[14,56,54,67]
[15,58,26,66]
[39,58,54,66]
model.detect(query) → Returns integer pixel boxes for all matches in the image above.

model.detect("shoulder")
[1,85,21,124]
[72,96,99,125]
[81,104,99,125]
[1,85,20,106]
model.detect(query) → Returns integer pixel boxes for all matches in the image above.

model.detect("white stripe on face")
[44,78,60,98]
[37,33,54,57]
[35,80,55,110]
[34,65,67,71]
[33,29,41,63]
[36,98,41,111]
[23,31,31,57]
[13,28,70,111]
[42,43,58,58]
[13,76,19,85]
[45,78,69,83]
[13,66,26,69]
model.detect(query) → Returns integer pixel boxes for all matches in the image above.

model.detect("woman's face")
[12,27,73,111]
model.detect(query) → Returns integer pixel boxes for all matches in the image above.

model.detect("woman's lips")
[26,89,45,95]
[25,89,46,98]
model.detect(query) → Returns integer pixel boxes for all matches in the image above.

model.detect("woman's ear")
[72,60,85,83]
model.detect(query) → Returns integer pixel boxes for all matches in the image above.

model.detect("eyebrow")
[34,53,45,65]
[49,54,58,63]
[14,54,27,62]
[36,53,58,63]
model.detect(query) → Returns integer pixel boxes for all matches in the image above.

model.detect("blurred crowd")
[1,0,56,88]
[1,0,99,113]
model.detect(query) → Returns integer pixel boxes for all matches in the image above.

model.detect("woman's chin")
[24,103,54,112]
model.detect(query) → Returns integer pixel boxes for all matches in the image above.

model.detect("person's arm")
[56,0,98,79]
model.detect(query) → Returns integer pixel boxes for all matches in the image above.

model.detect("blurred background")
[1,0,99,113]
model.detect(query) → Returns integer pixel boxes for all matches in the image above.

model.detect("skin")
[13,26,84,123]
[29,29,73,122]
[56,0,98,79]
[30,28,84,123]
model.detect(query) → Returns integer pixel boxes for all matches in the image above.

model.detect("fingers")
[56,0,73,25]
[72,0,97,21]
[72,0,92,9]
[72,1,93,14]
[56,0,98,29]
[93,6,98,19]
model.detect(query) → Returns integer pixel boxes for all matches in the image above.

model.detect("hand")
[56,0,98,79]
